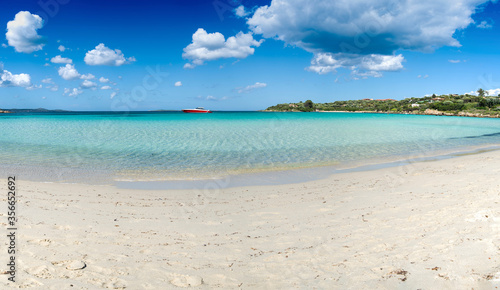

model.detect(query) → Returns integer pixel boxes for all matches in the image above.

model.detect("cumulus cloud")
[80,80,97,89]
[235,5,250,17]
[99,77,110,83]
[466,88,500,96]
[182,28,263,68]
[174,81,182,87]
[196,95,227,101]
[26,84,42,90]
[6,11,46,53]
[238,82,267,93]
[41,78,53,84]
[477,20,493,29]
[449,59,462,63]
[110,92,117,99]
[58,64,80,80]
[307,53,404,76]
[486,88,500,96]
[58,45,66,52]
[80,73,95,80]
[1,44,7,48]
[64,88,83,97]
[247,0,494,76]
[84,43,136,66]
[51,55,73,64]
[101,85,112,90]
[0,64,31,87]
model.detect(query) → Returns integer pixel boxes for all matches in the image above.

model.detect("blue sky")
[1,0,500,111]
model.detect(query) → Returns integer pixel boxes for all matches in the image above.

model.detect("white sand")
[1,150,500,289]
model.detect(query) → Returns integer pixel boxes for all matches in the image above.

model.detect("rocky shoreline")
[264,108,500,118]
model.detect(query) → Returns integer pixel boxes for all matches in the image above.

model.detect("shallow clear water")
[1,111,500,182]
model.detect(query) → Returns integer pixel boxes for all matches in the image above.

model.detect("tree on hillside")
[304,100,314,109]
[477,88,486,97]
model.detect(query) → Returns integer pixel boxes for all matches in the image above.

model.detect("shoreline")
[2,145,500,288]
[2,142,500,190]
[263,109,500,118]
[115,143,500,190]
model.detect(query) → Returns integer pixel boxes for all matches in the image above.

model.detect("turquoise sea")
[1,111,500,186]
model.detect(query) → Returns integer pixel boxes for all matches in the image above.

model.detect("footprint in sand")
[27,265,56,279]
[170,274,203,287]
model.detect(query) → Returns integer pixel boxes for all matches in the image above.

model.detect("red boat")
[182,107,212,113]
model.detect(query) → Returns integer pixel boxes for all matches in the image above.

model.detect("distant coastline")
[263,91,500,119]
[0,108,69,113]
[263,108,500,118]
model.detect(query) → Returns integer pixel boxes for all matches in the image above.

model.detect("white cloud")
[1,44,7,48]
[41,78,53,84]
[6,11,46,53]
[247,0,494,76]
[67,88,83,97]
[50,85,59,91]
[26,84,42,90]
[477,20,493,29]
[0,65,31,87]
[51,55,73,64]
[110,92,117,99]
[80,73,95,80]
[182,28,263,68]
[99,77,110,83]
[487,88,500,96]
[58,64,80,80]
[466,88,500,96]
[417,74,429,79]
[197,95,228,101]
[235,5,250,17]
[238,82,267,93]
[84,43,136,66]
[174,81,182,87]
[449,59,461,63]
[80,80,97,89]
[101,85,112,90]
[307,53,404,76]
[58,45,66,52]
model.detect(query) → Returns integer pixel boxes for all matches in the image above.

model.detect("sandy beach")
[1,150,500,289]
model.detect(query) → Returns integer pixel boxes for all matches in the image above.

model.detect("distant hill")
[1,108,70,113]
[264,92,500,118]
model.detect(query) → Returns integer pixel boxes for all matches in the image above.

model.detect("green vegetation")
[264,90,500,117]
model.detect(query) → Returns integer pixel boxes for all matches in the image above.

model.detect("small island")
[264,89,500,118]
